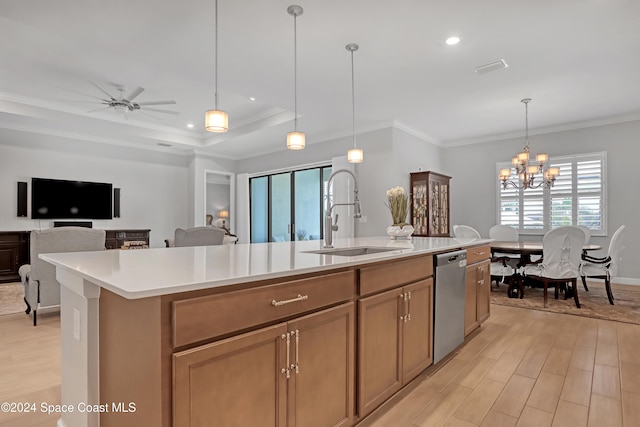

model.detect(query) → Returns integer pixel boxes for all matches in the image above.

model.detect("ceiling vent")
[475,59,509,74]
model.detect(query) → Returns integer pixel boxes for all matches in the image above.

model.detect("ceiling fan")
[86,81,178,118]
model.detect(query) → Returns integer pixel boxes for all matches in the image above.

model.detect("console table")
[104,229,150,249]
[0,231,29,283]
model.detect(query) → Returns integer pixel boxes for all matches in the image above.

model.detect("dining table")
[490,240,602,299]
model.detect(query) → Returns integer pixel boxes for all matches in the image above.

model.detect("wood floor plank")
[411,383,473,427]
[592,363,621,399]
[588,394,623,427]
[541,348,572,376]
[452,378,505,425]
[570,345,596,371]
[595,343,619,367]
[560,367,593,407]
[515,406,554,427]
[621,390,640,427]
[552,400,588,427]
[453,356,497,389]
[526,372,564,413]
[619,361,640,394]
[485,351,524,384]
[491,375,536,418]
[479,410,517,427]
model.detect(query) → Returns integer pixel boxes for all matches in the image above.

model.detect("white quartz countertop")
[40,236,492,299]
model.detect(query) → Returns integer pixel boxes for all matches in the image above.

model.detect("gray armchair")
[172,226,226,247]
[19,227,106,325]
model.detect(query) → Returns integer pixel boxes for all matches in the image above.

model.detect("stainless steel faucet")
[324,169,362,248]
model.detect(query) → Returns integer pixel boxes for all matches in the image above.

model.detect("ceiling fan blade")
[143,107,179,115]
[136,100,177,106]
[126,87,145,101]
[86,106,112,113]
[90,81,117,100]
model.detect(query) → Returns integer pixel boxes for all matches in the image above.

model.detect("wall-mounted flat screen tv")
[31,178,113,220]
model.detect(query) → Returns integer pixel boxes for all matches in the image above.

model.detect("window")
[497,152,606,235]
[250,165,332,243]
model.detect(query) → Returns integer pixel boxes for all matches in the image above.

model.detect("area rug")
[0,282,26,316]
[491,282,640,325]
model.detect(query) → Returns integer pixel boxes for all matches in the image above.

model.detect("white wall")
[442,119,640,281]
[0,137,189,248]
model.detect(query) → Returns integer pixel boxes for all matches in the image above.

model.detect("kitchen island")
[41,236,491,427]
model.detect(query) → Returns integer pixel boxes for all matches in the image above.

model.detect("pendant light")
[205,0,228,132]
[286,5,305,150]
[346,43,363,163]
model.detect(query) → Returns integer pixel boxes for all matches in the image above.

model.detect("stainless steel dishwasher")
[433,249,467,364]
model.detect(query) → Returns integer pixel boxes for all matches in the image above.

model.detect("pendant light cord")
[351,48,356,149]
[214,0,220,110]
[293,12,298,131]
[524,99,529,149]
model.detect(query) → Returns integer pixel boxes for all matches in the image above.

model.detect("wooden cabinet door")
[476,260,491,325]
[401,279,433,383]
[287,303,354,427]
[173,323,288,427]
[358,287,403,418]
[464,264,479,336]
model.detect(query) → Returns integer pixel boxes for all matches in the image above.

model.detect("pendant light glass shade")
[205,0,228,133]
[287,5,305,150]
[287,131,305,150]
[205,109,228,132]
[347,148,363,163]
[346,43,362,163]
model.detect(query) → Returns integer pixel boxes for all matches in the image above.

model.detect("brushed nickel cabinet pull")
[293,329,300,374]
[272,294,309,307]
[281,332,291,379]
[406,291,412,322]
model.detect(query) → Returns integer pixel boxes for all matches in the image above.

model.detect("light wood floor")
[370,304,640,427]
[2,303,640,426]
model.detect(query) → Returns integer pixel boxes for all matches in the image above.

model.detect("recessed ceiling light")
[446,36,461,45]
[249,97,256,101]
[187,123,194,128]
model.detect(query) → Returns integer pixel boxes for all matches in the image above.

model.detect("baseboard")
[590,276,640,286]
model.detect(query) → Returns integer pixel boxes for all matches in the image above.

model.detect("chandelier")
[499,98,559,190]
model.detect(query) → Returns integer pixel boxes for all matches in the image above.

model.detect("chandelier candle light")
[385,186,414,239]
[499,98,559,190]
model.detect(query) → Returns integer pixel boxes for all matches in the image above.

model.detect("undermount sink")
[303,246,400,257]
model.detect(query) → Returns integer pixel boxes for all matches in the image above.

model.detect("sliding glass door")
[250,166,331,243]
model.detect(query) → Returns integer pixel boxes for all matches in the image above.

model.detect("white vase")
[386,225,414,240]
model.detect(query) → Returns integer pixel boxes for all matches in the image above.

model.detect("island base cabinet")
[173,302,355,427]
[358,278,433,418]
[464,259,491,336]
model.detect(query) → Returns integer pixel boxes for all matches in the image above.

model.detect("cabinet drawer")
[359,255,432,296]
[172,270,355,348]
[466,245,490,265]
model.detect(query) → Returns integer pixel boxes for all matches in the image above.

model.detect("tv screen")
[31,178,113,220]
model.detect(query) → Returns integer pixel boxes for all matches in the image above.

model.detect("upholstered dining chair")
[453,225,481,239]
[521,226,586,308]
[577,225,592,244]
[580,225,625,305]
[173,226,226,247]
[19,227,106,325]
[489,225,519,287]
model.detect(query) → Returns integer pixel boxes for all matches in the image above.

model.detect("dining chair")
[580,225,625,305]
[577,225,591,244]
[453,225,481,239]
[488,225,519,287]
[521,226,586,308]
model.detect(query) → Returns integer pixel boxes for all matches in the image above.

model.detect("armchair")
[489,225,519,287]
[171,227,226,247]
[20,227,106,325]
